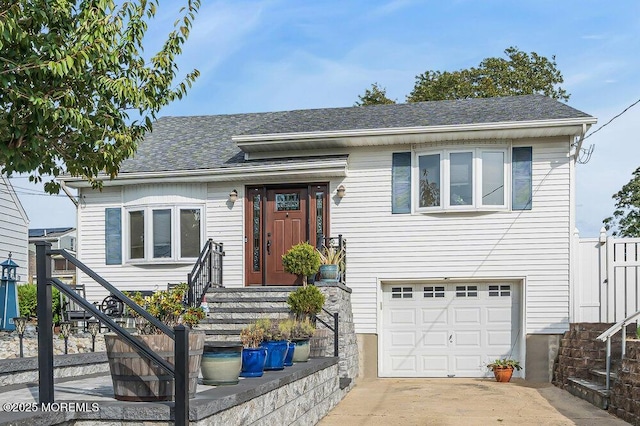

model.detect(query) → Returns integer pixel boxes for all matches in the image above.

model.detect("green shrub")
[282,242,321,284]
[287,285,325,320]
[18,284,37,319]
[18,283,63,325]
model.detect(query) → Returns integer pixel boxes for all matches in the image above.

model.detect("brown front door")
[245,184,329,286]
[264,188,308,285]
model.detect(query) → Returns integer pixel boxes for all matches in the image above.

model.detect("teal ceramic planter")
[319,264,339,281]
[292,339,310,362]
[200,342,243,385]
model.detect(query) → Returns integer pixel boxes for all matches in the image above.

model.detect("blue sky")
[11,0,640,237]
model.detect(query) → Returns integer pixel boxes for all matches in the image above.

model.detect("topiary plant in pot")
[287,285,325,321]
[282,242,321,286]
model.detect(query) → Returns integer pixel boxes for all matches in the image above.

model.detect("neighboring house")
[0,175,29,284]
[61,94,597,381]
[28,227,77,284]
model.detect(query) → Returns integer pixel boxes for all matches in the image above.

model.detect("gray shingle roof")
[120,94,592,174]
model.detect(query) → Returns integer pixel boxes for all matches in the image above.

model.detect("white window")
[414,147,508,211]
[125,206,203,262]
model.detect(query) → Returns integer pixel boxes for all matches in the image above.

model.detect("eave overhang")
[233,117,597,154]
[61,156,349,188]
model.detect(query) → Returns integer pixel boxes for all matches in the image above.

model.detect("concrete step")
[205,287,295,301]
[207,297,289,310]
[566,377,610,410]
[590,369,618,387]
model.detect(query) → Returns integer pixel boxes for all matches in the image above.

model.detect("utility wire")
[584,97,640,140]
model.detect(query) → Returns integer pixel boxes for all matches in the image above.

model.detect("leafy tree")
[355,82,396,106]
[0,0,201,193]
[357,47,569,105]
[603,167,640,237]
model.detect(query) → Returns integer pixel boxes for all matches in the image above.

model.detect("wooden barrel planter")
[104,333,205,402]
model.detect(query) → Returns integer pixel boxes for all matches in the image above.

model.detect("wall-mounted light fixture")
[336,185,346,198]
[228,189,238,203]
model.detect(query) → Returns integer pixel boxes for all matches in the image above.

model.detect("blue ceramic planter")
[261,340,288,370]
[240,347,267,377]
[284,341,296,367]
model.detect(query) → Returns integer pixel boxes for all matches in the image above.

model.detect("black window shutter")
[392,152,412,214]
[105,208,122,265]
[512,147,532,210]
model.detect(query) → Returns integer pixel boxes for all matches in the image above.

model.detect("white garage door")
[380,282,520,377]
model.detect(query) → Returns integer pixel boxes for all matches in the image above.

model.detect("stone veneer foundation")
[0,358,342,426]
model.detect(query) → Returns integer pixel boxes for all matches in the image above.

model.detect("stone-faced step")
[566,377,610,410]
[206,297,290,309]
[590,369,618,387]
[205,287,296,300]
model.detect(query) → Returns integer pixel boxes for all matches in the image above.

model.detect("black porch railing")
[35,242,191,425]
[314,308,339,357]
[187,239,224,307]
[318,234,347,285]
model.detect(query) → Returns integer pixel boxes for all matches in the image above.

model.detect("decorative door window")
[275,193,300,211]
[252,194,261,272]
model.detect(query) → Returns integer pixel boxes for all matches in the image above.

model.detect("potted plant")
[286,285,328,357]
[317,245,343,282]
[258,318,289,370]
[487,358,522,382]
[287,285,325,321]
[239,322,267,377]
[282,242,321,286]
[280,318,315,363]
[104,284,206,401]
[200,341,243,386]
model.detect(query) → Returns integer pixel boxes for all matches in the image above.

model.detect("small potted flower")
[258,318,289,370]
[279,318,315,363]
[487,358,522,382]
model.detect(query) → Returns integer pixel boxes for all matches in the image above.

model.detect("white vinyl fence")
[573,228,640,323]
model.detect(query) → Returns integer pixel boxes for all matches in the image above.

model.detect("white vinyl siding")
[0,177,29,284]
[330,138,572,335]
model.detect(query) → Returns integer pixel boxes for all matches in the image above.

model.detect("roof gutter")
[233,117,597,144]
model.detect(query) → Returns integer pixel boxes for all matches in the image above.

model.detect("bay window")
[118,206,203,263]
[416,148,508,211]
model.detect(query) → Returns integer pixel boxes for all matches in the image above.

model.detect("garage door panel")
[421,308,448,325]
[422,331,448,348]
[486,330,512,346]
[453,307,481,324]
[390,331,416,347]
[381,282,519,377]
[487,307,512,323]
[391,355,417,373]
[390,309,416,325]
[454,331,481,347]
[421,356,448,376]
[454,355,483,376]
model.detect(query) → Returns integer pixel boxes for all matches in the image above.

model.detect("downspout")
[60,180,78,207]
[572,123,588,163]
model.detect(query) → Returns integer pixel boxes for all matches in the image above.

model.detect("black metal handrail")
[314,307,339,357]
[319,234,347,285]
[35,242,190,425]
[187,239,224,307]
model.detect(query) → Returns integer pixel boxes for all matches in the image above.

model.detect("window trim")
[413,145,510,213]
[124,205,204,264]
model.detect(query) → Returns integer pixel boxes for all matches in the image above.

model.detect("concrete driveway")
[320,378,629,425]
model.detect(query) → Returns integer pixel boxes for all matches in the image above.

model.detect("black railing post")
[36,241,54,404]
[218,242,223,287]
[333,312,339,357]
[207,239,213,289]
[174,324,189,426]
[187,272,194,306]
